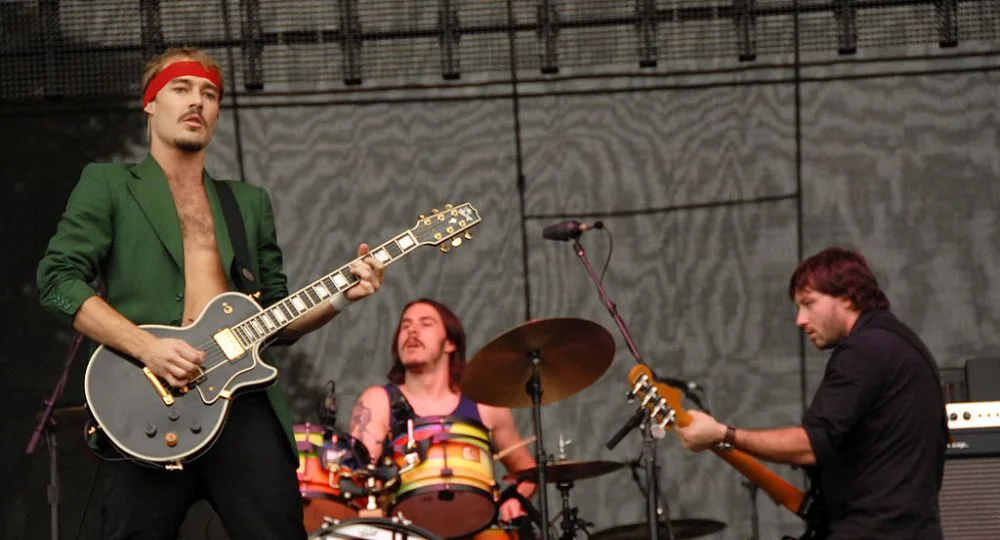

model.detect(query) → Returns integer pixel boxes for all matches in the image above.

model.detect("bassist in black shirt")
[677,247,948,539]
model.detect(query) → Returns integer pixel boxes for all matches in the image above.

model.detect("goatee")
[175,138,205,152]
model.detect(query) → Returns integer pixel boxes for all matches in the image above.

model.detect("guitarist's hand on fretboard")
[675,409,729,452]
[343,243,385,301]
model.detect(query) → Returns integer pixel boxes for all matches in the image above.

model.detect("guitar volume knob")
[190,422,202,434]
[144,424,157,437]
[168,409,180,421]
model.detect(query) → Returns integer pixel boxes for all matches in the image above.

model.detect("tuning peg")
[431,208,440,214]
[451,237,463,248]
[464,232,472,240]
[439,244,450,253]
[418,214,426,220]
[445,203,453,209]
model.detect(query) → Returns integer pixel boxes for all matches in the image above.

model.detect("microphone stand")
[26,331,86,540]
[571,237,671,540]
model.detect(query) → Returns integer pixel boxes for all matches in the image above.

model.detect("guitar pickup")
[213,328,245,361]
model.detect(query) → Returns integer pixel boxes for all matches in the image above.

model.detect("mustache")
[179,110,205,124]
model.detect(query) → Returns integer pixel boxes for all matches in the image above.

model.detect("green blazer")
[37,155,296,452]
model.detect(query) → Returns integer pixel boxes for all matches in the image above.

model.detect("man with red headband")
[675,247,947,539]
[37,47,383,539]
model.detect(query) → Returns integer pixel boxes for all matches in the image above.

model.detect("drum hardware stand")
[742,480,760,540]
[552,480,593,540]
[526,351,551,540]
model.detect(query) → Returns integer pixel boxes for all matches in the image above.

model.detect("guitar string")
[168,213,470,384]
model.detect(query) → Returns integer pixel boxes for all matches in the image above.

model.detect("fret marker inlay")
[314,284,330,298]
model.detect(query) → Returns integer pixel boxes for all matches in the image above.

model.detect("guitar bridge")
[213,328,245,361]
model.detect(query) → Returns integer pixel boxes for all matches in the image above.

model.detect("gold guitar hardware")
[222,302,233,314]
[142,367,175,405]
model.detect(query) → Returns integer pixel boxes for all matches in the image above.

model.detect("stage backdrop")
[3,1,999,539]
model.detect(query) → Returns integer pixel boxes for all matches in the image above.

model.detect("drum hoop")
[393,482,497,503]
[299,489,353,503]
[311,516,444,540]
[390,416,494,450]
[397,415,490,434]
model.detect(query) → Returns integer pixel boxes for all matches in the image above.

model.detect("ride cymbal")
[461,317,614,408]
[503,460,625,483]
[590,519,726,540]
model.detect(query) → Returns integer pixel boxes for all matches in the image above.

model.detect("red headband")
[142,61,223,107]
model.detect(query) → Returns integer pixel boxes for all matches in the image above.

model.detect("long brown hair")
[388,299,467,390]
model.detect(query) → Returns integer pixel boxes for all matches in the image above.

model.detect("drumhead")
[308,517,443,540]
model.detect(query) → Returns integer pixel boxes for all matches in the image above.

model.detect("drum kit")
[295,318,726,540]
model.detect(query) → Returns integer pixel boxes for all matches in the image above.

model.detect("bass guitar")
[626,363,827,538]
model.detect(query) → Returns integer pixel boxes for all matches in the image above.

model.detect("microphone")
[541,220,604,241]
[606,408,645,450]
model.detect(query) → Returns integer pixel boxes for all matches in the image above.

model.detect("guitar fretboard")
[230,230,420,347]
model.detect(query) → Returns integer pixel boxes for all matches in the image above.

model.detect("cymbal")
[503,459,625,483]
[591,519,726,540]
[461,317,614,408]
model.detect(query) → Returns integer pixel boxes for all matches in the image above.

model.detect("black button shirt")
[802,310,947,539]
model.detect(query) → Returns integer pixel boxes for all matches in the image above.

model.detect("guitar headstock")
[410,203,482,253]
[627,364,689,431]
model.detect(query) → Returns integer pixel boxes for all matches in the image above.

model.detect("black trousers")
[100,391,306,540]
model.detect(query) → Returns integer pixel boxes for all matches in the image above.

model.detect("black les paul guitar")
[85,203,481,469]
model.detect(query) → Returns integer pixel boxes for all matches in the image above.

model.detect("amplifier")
[946,401,1000,431]
[941,423,1000,538]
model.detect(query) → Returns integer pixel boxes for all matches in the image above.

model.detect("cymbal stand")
[554,480,593,540]
[527,352,551,540]
[742,480,760,540]
[642,419,674,540]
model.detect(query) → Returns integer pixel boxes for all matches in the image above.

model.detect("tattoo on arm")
[350,400,372,434]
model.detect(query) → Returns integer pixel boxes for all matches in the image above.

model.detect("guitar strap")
[214,181,260,297]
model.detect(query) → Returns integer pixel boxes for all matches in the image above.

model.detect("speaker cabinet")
[941,428,1000,539]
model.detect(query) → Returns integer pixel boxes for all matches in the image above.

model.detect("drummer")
[348,298,538,523]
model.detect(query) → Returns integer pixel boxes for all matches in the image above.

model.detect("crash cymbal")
[503,459,625,483]
[461,317,614,408]
[591,519,726,540]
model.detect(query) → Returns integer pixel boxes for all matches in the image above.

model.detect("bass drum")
[308,517,443,540]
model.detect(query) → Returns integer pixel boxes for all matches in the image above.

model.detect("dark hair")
[788,247,890,312]
[388,298,467,390]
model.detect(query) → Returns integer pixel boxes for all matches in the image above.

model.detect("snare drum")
[387,416,498,538]
[295,424,370,532]
[308,517,442,540]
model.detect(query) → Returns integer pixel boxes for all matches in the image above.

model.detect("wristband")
[329,291,352,312]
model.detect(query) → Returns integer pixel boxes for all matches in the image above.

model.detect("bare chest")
[169,183,217,248]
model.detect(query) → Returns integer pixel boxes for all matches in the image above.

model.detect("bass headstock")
[627,364,690,431]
